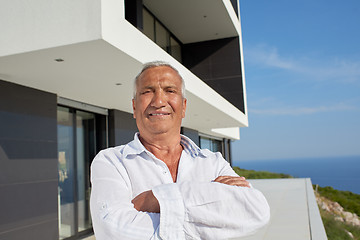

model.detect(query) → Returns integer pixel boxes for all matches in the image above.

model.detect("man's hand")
[132,190,160,213]
[214,176,250,188]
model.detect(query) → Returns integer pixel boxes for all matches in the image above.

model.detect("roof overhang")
[143,0,240,44]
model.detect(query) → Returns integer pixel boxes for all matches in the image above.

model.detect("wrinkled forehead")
[137,66,182,87]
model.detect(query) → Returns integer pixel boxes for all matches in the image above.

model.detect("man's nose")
[151,91,166,107]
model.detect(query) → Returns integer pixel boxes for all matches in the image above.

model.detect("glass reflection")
[76,111,95,232]
[170,37,182,62]
[143,8,155,41]
[155,21,168,52]
[57,107,75,239]
[200,136,224,155]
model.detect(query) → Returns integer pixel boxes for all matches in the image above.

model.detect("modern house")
[0,0,248,239]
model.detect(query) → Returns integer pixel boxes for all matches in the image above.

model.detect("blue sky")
[231,0,360,161]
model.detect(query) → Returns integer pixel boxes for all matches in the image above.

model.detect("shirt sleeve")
[152,152,270,240]
[90,152,161,240]
[153,181,270,240]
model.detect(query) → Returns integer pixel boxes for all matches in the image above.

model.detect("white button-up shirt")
[90,134,270,240]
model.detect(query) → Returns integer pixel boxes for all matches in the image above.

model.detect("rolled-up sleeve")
[152,183,185,239]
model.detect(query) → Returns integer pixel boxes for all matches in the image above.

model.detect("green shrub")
[233,166,293,179]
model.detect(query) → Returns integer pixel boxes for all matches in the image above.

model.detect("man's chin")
[149,128,169,135]
[146,124,174,135]
[140,120,182,136]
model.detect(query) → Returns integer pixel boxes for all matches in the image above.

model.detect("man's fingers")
[214,176,250,188]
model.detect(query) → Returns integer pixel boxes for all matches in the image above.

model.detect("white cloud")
[311,59,360,83]
[245,44,360,83]
[245,44,296,70]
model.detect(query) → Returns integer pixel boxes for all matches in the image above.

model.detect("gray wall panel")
[0,181,58,229]
[0,80,58,240]
[108,109,138,147]
[0,219,58,240]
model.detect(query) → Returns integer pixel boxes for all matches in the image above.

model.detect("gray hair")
[133,61,186,99]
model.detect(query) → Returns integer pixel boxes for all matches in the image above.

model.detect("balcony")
[232,178,327,240]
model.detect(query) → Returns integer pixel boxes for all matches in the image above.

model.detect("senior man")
[90,61,270,240]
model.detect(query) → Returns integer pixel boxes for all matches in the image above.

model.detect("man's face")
[132,66,187,137]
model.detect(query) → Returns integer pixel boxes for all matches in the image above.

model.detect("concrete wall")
[230,0,239,17]
[0,0,102,57]
[0,80,58,240]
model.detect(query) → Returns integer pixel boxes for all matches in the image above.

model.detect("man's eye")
[167,89,176,93]
[141,90,151,94]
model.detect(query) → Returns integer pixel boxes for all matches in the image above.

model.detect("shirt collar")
[122,133,207,158]
[180,134,206,158]
[122,133,146,158]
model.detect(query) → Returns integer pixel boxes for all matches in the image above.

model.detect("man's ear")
[132,99,136,119]
[182,98,187,118]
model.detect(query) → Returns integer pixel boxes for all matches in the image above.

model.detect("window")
[142,8,155,41]
[170,36,182,62]
[200,136,224,154]
[142,7,182,62]
[155,21,168,52]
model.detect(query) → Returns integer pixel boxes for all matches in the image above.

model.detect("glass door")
[76,110,95,233]
[57,106,97,239]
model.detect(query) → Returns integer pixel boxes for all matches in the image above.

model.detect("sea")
[233,155,360,195]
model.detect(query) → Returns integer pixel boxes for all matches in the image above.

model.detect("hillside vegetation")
[316,185,360,217]
[319,205,360,240]
[233,166,293,179]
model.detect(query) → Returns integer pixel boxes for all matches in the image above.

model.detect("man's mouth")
[149,113,170,116]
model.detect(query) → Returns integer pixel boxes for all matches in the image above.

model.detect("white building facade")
[0,0,248,239]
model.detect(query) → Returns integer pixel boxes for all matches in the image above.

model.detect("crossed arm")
[132,176,250,213]
[91,150,270,239]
